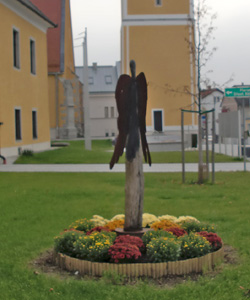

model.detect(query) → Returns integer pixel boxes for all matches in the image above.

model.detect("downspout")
[55,73,59,139]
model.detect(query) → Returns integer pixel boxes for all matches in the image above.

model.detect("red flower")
[108,243,141,263]
[165,227,187,237]
[114,235,145,251]
[86,226,110,235]
[197,231,222,251]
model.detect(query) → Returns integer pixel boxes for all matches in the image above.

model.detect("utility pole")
[82,28,92,150]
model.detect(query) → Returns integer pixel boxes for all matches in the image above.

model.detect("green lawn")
[1,172,250,299]
[15,140,240,164]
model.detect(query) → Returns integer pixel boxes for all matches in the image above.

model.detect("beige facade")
[0,0,54,157]
[121,0,197,134]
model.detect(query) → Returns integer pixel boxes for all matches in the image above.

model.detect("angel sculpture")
[110,60,151,169]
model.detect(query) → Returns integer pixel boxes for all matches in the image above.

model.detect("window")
[88,77,94,85]
[105,75,112,84]
[104,106,109,118]
[15,109,22,140]
[110,107,115,118]
[13,29,20,69]
[32,110,38,139]
[155,0,162,6]
[30,39,36,74]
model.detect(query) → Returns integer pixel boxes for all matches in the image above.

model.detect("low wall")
[55,246,224,278]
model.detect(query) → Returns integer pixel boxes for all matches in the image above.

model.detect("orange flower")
[104,219,124,231]
[150,219,180,231]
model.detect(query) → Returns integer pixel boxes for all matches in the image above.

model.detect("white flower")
[111,214,125,221]
[158,215,178,223]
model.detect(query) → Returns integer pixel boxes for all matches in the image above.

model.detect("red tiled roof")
[201,88,224,99]
[17,0,57,27]
[30,0,64,73]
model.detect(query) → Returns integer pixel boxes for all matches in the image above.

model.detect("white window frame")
[14,107,22,141]
[13,27,20,69]
[152,109,164,132]
[32,109,38,139]
[110,106,115,118]
[30,38,36,75]
[104,106,109,118]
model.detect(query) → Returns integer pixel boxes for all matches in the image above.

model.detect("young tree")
[188,0,217,183]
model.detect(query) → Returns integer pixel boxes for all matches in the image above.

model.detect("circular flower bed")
[54,213,223,277]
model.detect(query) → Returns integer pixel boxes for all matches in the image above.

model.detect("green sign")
[225,87,250,98]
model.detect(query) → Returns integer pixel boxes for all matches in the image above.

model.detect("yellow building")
[121,0,197,134]
[31,0,83,139]
[0,0,56,158]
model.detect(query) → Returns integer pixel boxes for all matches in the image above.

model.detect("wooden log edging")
[54,246,224,278]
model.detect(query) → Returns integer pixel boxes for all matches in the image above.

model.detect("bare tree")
[188,0,217,183]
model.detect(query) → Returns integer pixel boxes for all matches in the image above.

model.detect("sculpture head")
[130,60,136,79]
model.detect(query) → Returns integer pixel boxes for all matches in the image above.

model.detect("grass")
[1,171,250,299]
[15,140,241,164]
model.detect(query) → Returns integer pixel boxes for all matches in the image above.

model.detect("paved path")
[0,162,250,173]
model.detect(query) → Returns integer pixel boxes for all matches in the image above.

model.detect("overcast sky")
[70,0,250,88]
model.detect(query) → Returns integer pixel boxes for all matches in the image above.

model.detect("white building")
[76,62,120,138]
[201,88,224,137]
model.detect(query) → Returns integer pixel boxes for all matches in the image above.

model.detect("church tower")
[121,0,197,134]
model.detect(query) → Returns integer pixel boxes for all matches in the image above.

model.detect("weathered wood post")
[125,148,144,230]
[109,60,151,236]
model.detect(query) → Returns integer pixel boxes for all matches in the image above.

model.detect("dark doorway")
[153,110,163,132]
[192,134,197,148]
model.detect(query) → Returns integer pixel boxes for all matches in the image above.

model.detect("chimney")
[93,62,97,71]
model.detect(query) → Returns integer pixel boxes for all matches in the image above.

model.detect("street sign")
[225,87,250,98]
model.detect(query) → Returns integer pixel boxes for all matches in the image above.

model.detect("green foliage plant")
[180,221,216,234]
[54,230,85,256]
[147,237,181,262]
[179,232,211,259]
[73,231,116,262]
[69,218,95,232]
[21,149,34,156]
[142,229,173,246]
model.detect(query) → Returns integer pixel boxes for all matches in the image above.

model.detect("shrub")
[86,226,111,235]
[198,231,222,251]
[179,232,211,259]
[69,218,95,232]
[114,235,145,252]
[147,237,181,262]
[54,230,84,256]
[104,219,124,231]
[166,227,187,237]
[74,231,116,262]
[180,221,216,234]
[108,243,141,263]
[142,230,174,246]
[21,149,34,156]
[150,219,180,231]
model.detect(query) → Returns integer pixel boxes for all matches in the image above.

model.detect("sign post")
[225,87,250,171]
[225,87,250,98]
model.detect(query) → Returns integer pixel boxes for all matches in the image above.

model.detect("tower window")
[155,0,162,6]
[13,29,20,69]
[15,108,22,140]
[30,39,36,75]
[32,110,38,139]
